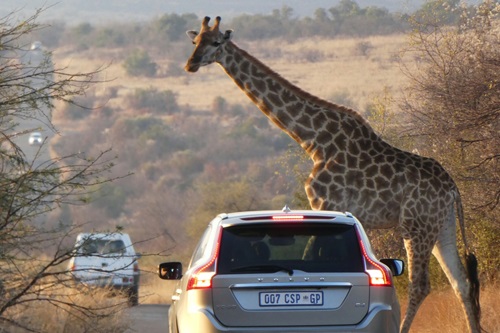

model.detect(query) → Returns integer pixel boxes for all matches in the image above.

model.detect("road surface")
[126,304,169,333]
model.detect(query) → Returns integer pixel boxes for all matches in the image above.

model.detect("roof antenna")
[282,205,291,213]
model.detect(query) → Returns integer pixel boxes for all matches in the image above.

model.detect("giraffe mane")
[199,15,377,135]
[228,41,377,135]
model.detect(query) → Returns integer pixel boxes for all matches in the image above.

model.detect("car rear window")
[217,223,364,274]
[79,239,126,255]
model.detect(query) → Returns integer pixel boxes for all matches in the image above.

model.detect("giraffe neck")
[217,41,380,161]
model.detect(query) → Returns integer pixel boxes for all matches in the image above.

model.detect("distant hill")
[4,0,428,25]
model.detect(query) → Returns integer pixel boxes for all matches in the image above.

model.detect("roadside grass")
[399,283,499,333]
[2,287,130,333]
[139,272,175,304]
[137,257,177,304]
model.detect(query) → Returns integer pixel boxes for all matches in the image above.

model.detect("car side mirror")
[158,262,183,280]
[380,259,405,276]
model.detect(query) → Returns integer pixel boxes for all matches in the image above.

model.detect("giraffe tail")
[456,192,482,330]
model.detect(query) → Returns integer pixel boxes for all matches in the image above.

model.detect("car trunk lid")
[212,222,369,327]
[212,272,369,326]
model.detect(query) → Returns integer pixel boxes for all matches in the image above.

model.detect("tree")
[412,0,462,26]
[186,179,271,239]
[399,1,499,278]
[1,9,130,332]
[153,13,189,41]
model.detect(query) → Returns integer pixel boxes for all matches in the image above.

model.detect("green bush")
[123,49,157,77]
[125,87,178,114]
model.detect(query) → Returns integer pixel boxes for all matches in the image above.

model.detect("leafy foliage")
[123,49,157,77]
[399,0,499,279]
[125,87,178,114]
[186,179,272,238]
[401,2,499,210]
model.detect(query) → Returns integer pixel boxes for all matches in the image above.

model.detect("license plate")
[259,291,323,306]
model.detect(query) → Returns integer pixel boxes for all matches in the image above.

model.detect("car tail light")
[133,261,139,272]
[187,269,216,290]
[186,230,222,290]
[357,233,393,287]
[272,215,304,221]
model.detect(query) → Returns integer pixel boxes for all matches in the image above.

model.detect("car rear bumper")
[174,304,400,333]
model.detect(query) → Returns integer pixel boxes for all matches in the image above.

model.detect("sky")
[2,0,429,25]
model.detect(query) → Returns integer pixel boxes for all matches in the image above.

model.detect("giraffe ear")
[186,30,198,41]
[223,29,233,41]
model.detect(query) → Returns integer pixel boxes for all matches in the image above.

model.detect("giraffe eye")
[212,41,221,47]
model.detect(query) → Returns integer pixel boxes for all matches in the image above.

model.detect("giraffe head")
[185,16,233,72]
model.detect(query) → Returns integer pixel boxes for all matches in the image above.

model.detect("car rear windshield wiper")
[230,264,294,276]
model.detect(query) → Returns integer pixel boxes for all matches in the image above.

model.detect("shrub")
[125,87,178,114]
[123,49,157,77]
[353,41,374,57]
[59,95,94,120]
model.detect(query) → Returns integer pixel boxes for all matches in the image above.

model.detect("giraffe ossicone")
[184,16,482,333]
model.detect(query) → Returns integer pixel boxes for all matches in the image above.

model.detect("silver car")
[159,207,404,332]
[28,132,43,145]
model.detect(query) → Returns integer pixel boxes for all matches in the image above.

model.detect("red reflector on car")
[187,229,222,290]
[358,238,392,286]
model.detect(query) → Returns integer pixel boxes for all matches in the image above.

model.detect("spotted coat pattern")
[184,16,482,333]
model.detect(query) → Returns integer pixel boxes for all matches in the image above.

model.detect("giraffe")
[184,16,482,333]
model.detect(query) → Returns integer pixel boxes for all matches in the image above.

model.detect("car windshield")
[217,223,364,274]
[79,239,126,255]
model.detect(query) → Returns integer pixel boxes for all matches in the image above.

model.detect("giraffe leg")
[400,237,432,333]
[432,219,481,333]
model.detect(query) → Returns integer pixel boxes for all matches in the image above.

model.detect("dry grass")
[253,35,408,110]
[138,268,175,304]
[53,34,409,114]
[3,287,131,333]
[400,284,500,333]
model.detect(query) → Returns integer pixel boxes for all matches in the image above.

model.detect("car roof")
[216,209,359,227]
[76,232,131,241]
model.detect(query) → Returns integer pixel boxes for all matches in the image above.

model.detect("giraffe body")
[184,17,481,333]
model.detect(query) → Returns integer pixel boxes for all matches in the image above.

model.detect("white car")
[28,132,43,145]
[68,233,141,306]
